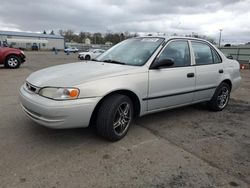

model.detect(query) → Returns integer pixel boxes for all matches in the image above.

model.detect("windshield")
[96,37,164,66]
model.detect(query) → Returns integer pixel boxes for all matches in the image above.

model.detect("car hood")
[0,47,21,53]
[26,61,138,87]
[78,52,89,55]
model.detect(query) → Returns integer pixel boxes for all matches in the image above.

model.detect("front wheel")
[5,55,21,69]
[96,94,134,141]
[208,82,231,111]
[85,55,91,60]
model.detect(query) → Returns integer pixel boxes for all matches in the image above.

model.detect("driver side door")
[146,40,196,111]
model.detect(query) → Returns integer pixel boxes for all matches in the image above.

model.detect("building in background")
[0,31,64,50]
[84,37,91,45]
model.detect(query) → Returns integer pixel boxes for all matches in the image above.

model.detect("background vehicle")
[20,37,241,141]
[31,43,39,51]
[0,47,25,68]
[78,49,105,60]
[64,46,79,53]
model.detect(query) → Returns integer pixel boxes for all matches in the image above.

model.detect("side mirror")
[150,58,174,69]
[227,55,233,59]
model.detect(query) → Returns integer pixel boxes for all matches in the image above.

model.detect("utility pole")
[219,29,223,47]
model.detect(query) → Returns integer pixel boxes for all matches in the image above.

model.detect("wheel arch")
[221,79,232,91]
[85,54,91,59]
[4,53,20,63]
[89,89,141,127]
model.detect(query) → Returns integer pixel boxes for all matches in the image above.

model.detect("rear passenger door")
[191,41,223,101]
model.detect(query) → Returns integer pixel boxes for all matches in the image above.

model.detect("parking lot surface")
[0,51,250,188]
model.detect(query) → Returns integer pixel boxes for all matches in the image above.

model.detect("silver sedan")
[19,37,241,141]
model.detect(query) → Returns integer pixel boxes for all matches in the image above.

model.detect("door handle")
[219,69,224,73]
[187,73,195,78]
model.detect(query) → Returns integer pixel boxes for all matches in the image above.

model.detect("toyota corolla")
[19,37,241,141]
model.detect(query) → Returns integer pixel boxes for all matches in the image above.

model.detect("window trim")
[149,39,192,69]
[211,47,222,64]
[190,40,222,66]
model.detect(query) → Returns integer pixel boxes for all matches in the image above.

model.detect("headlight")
[20,50,24,54]
[38,87,80,100]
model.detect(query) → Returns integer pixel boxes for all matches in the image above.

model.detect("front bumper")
[78,54,84,59]
[19,85,101,129]
[19,53,26,63]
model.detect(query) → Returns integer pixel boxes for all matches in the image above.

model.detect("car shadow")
[26,120,107,145]
[26,103,209,145]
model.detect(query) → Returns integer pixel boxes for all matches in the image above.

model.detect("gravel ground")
[0,51,249,188]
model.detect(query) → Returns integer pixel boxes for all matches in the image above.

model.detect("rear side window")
[158,40,190,67]
[191,42,213,65]
[211,49,222,63]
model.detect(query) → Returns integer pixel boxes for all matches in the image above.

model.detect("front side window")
[158,40,190,67]
[96,38,164,66]
[191,42,214,65]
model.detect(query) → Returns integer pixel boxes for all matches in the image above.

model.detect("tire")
[85,55,91,60]
[5,55,21,69]
[79,56,84,60]
[207,82,231,111]
[96,94,134,141]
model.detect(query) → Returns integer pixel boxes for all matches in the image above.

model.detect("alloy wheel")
[113,102,131,136]
[7,57,19,67]
[217,86,229,109]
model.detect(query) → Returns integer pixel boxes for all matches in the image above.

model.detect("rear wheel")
[96,94,133,141]
[208,82,230,111]
[5,55,21,69]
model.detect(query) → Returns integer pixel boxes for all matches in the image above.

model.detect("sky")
[0,0,250,44]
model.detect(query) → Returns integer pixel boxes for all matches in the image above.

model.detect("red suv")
[0,47,26,68]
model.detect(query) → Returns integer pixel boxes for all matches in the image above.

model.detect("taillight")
[240,64,245,70]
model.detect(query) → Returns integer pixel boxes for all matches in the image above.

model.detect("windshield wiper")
[102,59,125,65]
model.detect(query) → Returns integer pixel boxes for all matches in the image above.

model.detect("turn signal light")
[69,89,79,98]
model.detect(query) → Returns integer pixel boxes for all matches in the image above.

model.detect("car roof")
[135,36,211,43]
